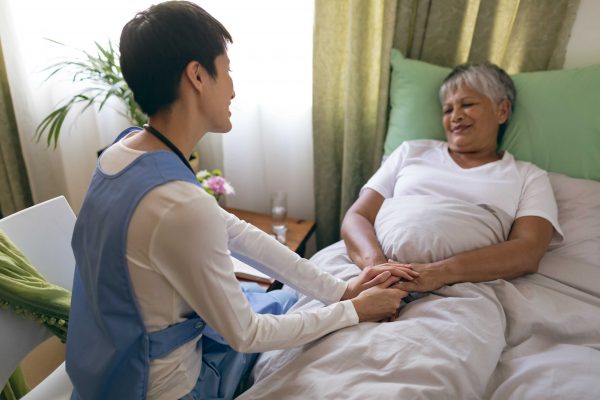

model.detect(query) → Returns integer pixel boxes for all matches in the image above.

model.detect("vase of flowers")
[196,169,235,201]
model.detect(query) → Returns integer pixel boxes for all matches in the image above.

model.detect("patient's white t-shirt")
[363,140,563,238]
[99,134,358,400]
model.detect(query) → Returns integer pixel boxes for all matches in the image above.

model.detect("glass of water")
[271,191,288,243]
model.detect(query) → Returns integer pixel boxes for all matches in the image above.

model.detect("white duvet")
[239,178,600,399]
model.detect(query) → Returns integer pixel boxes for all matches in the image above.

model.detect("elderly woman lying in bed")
[243,63,573,400]
[342,62,563,295]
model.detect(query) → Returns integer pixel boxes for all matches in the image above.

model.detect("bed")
[238,51,600,399]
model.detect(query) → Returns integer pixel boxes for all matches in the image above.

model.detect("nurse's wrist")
[340,281,352,301]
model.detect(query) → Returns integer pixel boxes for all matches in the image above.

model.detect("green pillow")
[384,49,600,181]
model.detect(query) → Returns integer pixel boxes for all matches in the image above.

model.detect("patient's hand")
[342,263,419,300]
[392,262,446,293]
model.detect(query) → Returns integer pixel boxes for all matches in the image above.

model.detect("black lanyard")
[143,124,194,174]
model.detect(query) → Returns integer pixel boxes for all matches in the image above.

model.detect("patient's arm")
[394,216,554,292]
[341,189,388,269]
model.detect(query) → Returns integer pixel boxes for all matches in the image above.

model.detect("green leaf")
[35,39,145,148]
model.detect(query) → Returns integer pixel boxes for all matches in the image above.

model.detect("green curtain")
[313,0,580,248]
[313,0,398,249]
[0,39,33,217]
[394,0,580,73]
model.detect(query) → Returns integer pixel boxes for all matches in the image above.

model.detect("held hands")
[342,263,420,300]
[343,263,419,323]
[350,279,407,323]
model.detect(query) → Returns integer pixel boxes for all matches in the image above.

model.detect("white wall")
[564,0,600,68]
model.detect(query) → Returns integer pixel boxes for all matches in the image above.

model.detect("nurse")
[65,2,414,399]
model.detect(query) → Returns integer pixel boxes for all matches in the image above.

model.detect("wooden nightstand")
[224,207,316,257]
[224,207,316,291]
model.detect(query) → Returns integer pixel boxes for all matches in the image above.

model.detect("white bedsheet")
[240,241,600,399]
[240,175,600,399]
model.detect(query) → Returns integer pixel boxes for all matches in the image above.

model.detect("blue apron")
[66,128,297,399]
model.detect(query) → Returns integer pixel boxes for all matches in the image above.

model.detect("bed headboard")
[384,49,600,182]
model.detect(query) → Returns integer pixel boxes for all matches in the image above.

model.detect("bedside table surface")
[224,207,316,254]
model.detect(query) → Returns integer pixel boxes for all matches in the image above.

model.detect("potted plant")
[35,40,146,149]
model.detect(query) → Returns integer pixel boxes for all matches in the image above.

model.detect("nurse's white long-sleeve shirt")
[100,137,358,400]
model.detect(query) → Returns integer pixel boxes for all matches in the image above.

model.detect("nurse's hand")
[350,279,407,322]
[341,263,419,300]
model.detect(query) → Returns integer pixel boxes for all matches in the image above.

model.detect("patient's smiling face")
[442,85,509,160]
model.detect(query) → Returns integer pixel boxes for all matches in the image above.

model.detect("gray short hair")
[439,63,516,144]
[439,62,516,111]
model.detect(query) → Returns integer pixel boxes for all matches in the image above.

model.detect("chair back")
[0,196,76,388]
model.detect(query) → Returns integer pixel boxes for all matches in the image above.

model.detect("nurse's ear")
[184,61,204,93]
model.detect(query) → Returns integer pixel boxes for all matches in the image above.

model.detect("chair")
[0,196,74,399]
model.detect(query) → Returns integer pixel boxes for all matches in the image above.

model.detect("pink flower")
[203,176,224,194]
[196,169,235,199]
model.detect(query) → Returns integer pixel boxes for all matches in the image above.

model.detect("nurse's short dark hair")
[120,1,232,116]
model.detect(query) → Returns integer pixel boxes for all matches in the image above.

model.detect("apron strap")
[147,317,205,360]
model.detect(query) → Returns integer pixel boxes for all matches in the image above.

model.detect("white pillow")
[374,195,512,264]
[547,173,600,268]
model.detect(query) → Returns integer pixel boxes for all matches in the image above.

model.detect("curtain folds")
[394,0,581,72]
[313,0,398,249]
[0,40,32,217]
[313,0,580,248]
